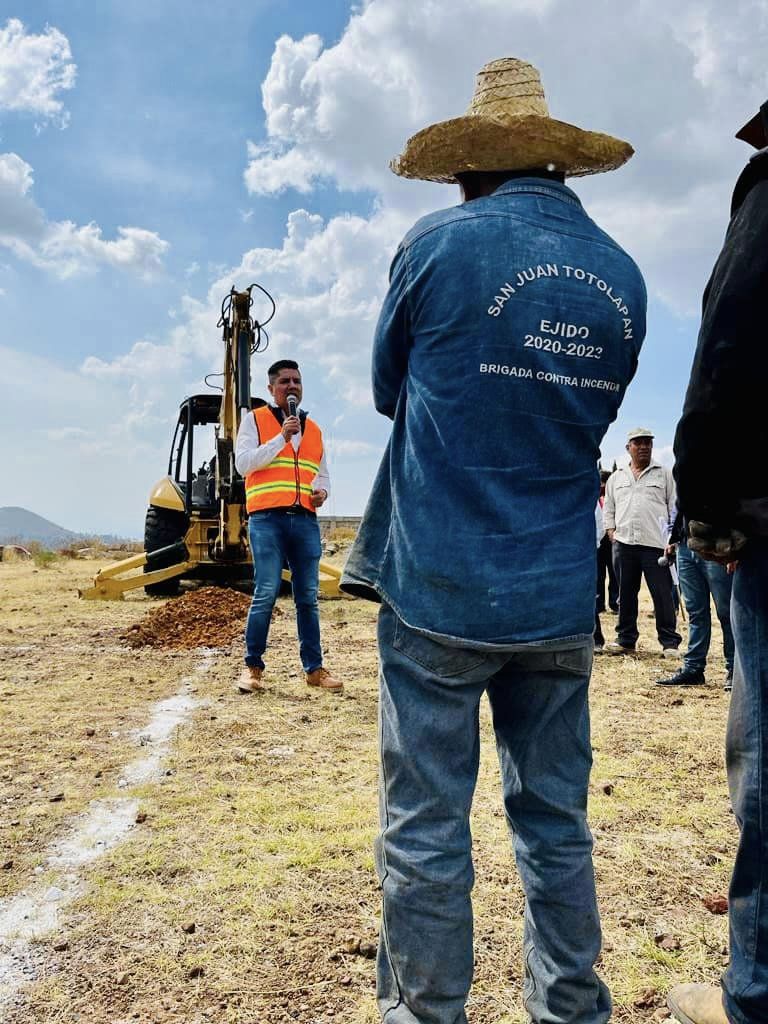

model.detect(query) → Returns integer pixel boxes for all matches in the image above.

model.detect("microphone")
[287,395,297,418]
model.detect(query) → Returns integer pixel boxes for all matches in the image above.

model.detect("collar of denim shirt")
[484,176,583,209]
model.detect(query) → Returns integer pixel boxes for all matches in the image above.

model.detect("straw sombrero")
[391,57,633,181]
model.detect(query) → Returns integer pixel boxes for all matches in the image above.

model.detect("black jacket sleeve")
[673,173,768,529]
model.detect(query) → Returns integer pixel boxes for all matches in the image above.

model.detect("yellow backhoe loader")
[79,285,341,600]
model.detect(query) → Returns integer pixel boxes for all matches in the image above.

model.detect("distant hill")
[0,507,137,546]
[0,507,78,545]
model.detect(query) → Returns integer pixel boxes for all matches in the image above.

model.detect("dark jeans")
[376,604,610,1024]
[723,541,768,1024]
[614,542,682,649]
[676,540,735,675]
[244,510,322,673]
[596,535,619,613]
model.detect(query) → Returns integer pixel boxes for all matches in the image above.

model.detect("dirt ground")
[0,552,735,1024]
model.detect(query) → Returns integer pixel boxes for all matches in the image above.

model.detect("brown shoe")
[305,667,343,692]
[667,984,729,1024]
[237,666,264,693]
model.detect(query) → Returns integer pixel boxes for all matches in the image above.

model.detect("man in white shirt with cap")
[603,428,682,655]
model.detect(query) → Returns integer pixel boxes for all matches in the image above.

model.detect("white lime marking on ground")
[0,651,213,1015]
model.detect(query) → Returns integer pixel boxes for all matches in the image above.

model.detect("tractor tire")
[143,506,189,596]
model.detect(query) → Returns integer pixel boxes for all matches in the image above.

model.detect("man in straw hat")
[667,100,768,1024]
[343,57,646,1023]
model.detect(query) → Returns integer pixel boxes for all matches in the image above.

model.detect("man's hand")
[310,488,327,509]
[281,415,300,441]
[664,543,676,558]
[607,528,616,543]
[688,520,747,564]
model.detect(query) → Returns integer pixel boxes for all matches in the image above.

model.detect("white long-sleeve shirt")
[234,408,331,499]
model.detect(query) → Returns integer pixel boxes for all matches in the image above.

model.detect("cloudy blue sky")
[0,0,765,536]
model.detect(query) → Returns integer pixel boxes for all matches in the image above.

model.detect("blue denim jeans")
[723,540,768,1024]
[245,511,322,673]
[676,541,735,675]
[376,604,610,1024]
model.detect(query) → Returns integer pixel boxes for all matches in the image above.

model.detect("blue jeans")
[376,604,610,1024]
[676,541,735,675]
[723,541,768,1024]
[245,511,322,673]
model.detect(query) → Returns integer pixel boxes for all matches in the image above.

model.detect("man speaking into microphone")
[234,359,343,694]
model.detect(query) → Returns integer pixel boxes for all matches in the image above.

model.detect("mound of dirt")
[121,586,275,649]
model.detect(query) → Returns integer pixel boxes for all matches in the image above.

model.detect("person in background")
[234,359,343,695]
[594,497,607,652]
[603,429,682,656]
[667,99,768,1024]
[596,469,619,615]
[656,511,735,689]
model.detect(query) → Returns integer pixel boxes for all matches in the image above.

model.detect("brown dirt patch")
[120,586,276,649]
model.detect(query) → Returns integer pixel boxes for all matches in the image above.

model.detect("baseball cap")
[627,427,654,442]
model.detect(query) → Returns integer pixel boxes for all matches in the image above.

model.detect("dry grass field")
[0,550,736,1024]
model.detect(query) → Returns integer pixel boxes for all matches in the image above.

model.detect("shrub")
[57,546,83,559]
[325,526,358,544]
[32,549,60,569]
[0,546,31,563]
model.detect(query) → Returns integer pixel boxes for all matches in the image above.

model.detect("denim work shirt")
[342,178,647,646]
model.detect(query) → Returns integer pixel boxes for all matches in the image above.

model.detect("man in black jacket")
[667,102,768,1024]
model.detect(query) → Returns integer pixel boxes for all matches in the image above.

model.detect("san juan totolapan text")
[486,262,635,341]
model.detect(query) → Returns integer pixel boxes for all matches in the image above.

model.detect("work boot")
[662,646,684,660]
[305,667,343,692]
[656,668,706,687]
[605,641,636,655]
[667,984,729,1024]
[237,666,264,693]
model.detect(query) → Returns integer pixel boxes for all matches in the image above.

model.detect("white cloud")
[0,18,76,126]
[326,438,379,457]
[0,152,169,278]
[588,183,726,318]
[82,339,187,383]
[0,150,33,193]
[43,426,88,441]
[81,204,407,405]
[244,0,767,315]
[244,142,327,195]
[40,223,169,278]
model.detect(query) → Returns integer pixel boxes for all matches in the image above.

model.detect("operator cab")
[168,394,266,514]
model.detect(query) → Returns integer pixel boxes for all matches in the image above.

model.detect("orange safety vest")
[245,406,324,514]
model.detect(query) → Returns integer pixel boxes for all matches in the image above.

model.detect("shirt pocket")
[645,479,665,498]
